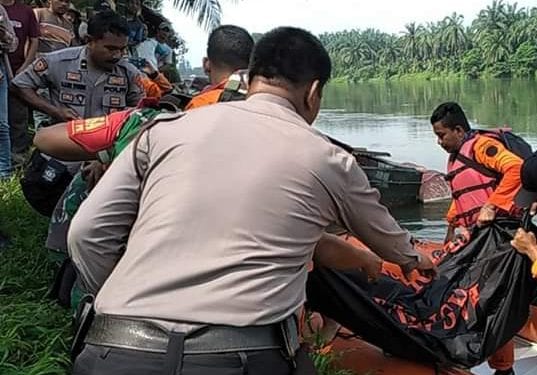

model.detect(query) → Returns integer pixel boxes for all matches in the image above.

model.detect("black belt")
[85,314,300,355]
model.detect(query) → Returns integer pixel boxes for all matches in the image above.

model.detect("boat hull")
[356,153,423,207]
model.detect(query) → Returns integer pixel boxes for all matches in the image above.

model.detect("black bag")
[306,219,537,367]
[478,129,533,160]
[19,150,74,217]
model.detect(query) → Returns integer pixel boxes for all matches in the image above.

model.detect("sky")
[161,0,536,67]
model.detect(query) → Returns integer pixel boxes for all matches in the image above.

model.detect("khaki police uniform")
[68,93,421,375]
[12,45,145,119]
[13,45,145,252]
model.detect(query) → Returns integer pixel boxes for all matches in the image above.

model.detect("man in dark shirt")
[1,0,39,160]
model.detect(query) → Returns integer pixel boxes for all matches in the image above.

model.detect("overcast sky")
[162,0,536,67]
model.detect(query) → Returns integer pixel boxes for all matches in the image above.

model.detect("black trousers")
[8,94,31,154]
[72,344,300,375]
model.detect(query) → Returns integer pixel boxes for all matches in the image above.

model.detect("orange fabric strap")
[532,260,537,279]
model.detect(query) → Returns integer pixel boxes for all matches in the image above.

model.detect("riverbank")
[329,71,537,84]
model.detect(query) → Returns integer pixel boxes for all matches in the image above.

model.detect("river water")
[315,80,537,241]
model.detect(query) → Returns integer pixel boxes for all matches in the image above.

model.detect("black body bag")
[306,219,537,368]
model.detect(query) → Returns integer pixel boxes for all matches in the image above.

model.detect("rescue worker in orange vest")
[185,24,253,110]
[431,101,522,375]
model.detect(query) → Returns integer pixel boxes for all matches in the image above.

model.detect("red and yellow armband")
[67,109,133,154]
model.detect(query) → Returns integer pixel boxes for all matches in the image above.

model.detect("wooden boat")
[354,150,423,207]
[326,136,424,208]
[331,332,471,375]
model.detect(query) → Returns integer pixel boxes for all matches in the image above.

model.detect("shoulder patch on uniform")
[33,58,48,73]
[486,145,498,157]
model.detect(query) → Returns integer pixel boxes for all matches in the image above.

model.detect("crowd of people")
[0,0,176,178]
[1,1,537,375]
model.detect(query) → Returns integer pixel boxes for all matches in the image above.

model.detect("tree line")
[319,0,537,81]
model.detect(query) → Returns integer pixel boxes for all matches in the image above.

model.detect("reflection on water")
[316,80,537,241]
[315,111,447,171]
[390,201,450,242]
[321,80,537,133]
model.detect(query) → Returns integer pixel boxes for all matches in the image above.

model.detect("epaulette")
[132,111,186,180]
[46,46,84,62]
[218,69,249,103]
[152,111,185,122]
[118,59,142,72]
[224,69,249,95]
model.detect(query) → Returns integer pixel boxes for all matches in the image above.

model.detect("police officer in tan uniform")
[11,11,144,307]
[68,27,436,375]
[11,10,144,122]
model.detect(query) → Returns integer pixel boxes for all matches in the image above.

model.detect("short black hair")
[93,0,111,12]
[430,102,471,131]
[87,11,129,39]
[207,25,254,70]
[249,27,331,88]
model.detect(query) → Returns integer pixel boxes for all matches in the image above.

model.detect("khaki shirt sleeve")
[125,65,146,106]
[336,154,421,272]
[68,138,145,294]
[11,55,51,90]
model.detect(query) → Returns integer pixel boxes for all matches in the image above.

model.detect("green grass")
[0,177,71,374]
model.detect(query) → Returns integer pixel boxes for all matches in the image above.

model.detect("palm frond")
[172,0,223,31]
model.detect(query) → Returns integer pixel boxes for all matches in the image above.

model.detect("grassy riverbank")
[0,177,71,374]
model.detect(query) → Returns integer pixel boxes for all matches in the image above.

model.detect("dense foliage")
[320,0,537,81]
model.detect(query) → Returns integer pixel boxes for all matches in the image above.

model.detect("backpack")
[453,128,533,181]
[477,128,533,160]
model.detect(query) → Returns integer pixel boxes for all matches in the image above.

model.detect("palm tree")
[378,35,401,65]
[74,0,238,31]
[416,25,433,61]
[402,22,419,61]
[442,12,467,56]
[169,0,226,31]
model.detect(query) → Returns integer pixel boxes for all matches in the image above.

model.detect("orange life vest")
[446,133,500,228]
